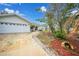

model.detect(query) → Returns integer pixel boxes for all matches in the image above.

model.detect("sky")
[0,3,48,25]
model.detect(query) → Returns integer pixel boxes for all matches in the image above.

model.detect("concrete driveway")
[0,32,48,56]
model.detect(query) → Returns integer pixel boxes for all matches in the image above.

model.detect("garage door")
[0,22,30,33]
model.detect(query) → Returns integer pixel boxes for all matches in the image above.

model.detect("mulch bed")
[67,32,79,53]
[50,39,79,56]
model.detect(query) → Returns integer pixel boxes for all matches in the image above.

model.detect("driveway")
[0,32,48,56]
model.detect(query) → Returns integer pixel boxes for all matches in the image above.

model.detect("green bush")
[53,30,66,40]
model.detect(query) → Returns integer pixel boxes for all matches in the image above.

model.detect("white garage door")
[0,22,30,33]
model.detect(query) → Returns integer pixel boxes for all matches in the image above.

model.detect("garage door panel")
[0,24,30,33]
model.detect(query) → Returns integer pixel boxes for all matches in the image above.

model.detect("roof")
[0,13,48,26]
[0,13,31,25]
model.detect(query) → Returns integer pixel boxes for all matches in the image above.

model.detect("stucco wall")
[0,15,29,24]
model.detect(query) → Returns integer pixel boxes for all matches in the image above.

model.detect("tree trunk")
[47,18,55,35]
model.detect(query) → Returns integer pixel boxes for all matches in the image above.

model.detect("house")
[0,12,31,33]
[37,24,49,31]
[30,23,49,32]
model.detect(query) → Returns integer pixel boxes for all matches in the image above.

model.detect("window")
[0,22,27,26]
[19,24,21,25]
[13,23,15,25]
[1,23,3,25]
[23,24,27,26]
[10,23,12,25]
[5,23,8,25]
[23,24,25,26]
[25,24,27,26]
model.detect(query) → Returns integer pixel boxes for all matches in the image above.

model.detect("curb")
[32,35,58,56]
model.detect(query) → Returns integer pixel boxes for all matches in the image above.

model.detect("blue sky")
[0,3,48,25]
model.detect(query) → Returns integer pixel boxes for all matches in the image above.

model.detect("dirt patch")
[37,32,53,45]
[0,32,48,56]
[0,33,30,53]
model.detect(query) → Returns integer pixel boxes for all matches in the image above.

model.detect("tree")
[45,3,79,39]
[36,3,79,39]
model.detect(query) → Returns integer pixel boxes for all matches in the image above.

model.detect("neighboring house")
[38,24,49,31]
[0,13,31,33]
[30,23,49,32]
[30,25,38,32]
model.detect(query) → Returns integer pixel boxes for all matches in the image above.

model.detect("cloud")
[15,10,20,14]
[0,3,22,7]
[40,6,47,12]
[18,3,22,6]
[15,10,25,16]
[4,8,15,14]
[4,8,25,16]
[0,3,11,6]
[71,10,78,14]
[4,8,14,13]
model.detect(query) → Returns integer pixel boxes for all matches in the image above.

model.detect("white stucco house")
[0,12,31,33]
[38,24,49,31]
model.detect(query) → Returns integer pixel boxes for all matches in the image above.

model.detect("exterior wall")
[0,15,28,24]
[38,26,44,31]
[0,15,30,33]
[38,26,49,31]
[0,22,30,33]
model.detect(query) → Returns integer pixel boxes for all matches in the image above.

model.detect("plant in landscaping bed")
[36,3,79,55]
[53,30,66,40]
[46,4,79,55]
[46,4,79,40]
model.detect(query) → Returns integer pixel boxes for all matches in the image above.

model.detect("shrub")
[53,30,66,40]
